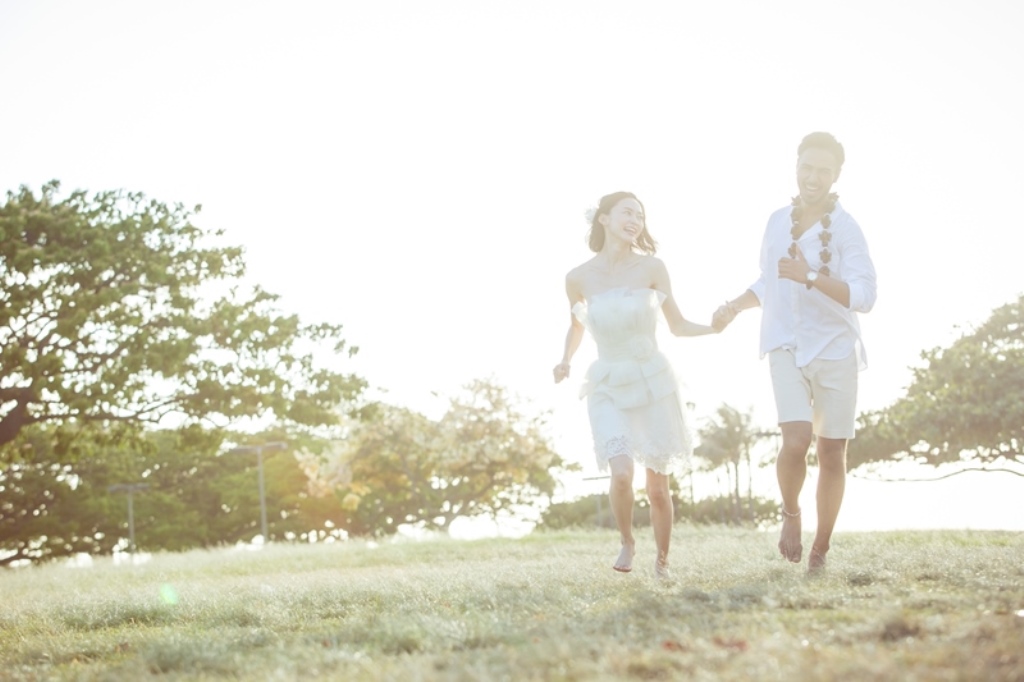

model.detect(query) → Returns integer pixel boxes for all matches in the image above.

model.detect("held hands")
[778,244,812,284]
[712,302,739,332]
[552,362,571,384]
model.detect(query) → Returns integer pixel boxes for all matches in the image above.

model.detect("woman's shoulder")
[564,260,598,299]
[639,254,669,274]
[566,257,601,281]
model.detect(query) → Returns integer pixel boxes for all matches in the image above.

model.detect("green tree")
[434,379,576,527]
[310,379,578,537]
[0,426,240,564]
[217,436,348,543]
[0,426,348,564]
[314,403,443,537]
[0,456,122,565]
[849,294,1024,472]
[0,182,364,463]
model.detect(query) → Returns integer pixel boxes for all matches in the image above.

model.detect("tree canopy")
[304,379,577,536]
[0,182,365,463]
[0,427,337,565]
[848,294,1024,470]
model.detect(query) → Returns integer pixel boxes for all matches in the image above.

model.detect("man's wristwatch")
[805,270,819,289]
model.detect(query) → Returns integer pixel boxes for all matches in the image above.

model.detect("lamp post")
[107,483,150,554]
[229,442,287,542]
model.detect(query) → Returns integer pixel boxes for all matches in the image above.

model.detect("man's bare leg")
[646,468,673,578]
[608,455,636,572]
[777,422,812,563]
[809,437,848,573]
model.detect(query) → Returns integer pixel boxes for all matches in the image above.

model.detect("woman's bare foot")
[613,541,635,573]
[654,552,671,581]
[778,507,803,563]
[808,545,828,574]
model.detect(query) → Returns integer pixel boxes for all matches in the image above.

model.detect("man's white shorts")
[768,348,858,440]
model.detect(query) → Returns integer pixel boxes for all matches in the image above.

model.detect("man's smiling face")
[796,147,841,207]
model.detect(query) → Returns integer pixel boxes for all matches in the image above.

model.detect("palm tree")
[696,404,767,523]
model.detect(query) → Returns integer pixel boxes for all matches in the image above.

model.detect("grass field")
[1,526,1022,681]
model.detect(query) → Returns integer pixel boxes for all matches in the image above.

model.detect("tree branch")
[851,465,1024,482]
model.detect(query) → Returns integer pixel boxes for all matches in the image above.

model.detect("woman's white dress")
[572,287,692,475]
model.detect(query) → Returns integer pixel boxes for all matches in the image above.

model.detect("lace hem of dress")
[594,434,692,476]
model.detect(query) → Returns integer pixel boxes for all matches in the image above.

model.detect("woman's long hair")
[587,191,657,254]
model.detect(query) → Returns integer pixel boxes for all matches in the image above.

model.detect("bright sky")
[3,1,1022,531]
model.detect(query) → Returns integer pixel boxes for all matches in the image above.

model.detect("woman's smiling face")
[601,197,645,244]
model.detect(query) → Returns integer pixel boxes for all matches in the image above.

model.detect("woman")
[553,191,716,578]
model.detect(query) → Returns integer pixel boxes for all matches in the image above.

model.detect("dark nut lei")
[788,193,837,289]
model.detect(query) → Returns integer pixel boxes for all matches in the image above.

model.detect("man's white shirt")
[748,201,877,369]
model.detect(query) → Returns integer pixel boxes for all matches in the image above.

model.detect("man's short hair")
[798,132,845,169]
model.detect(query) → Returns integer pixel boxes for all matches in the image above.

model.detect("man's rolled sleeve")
[841,224,877,313]
[750,224,771,305]
[748,277,766,305]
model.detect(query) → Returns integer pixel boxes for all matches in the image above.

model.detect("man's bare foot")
[778,507,803,563]
[613,541,635,573]
[808,546,828,574]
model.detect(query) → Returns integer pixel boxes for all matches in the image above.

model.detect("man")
[713,131,877,573]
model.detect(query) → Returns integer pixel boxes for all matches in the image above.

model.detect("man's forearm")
[729,289,761,311]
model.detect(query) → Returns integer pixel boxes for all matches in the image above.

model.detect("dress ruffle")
[573,287,692,474]
[579,352,676,409]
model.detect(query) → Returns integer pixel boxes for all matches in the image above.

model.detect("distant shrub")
[538,493,780,530]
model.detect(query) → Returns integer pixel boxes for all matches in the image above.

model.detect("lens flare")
[159,584,179,605]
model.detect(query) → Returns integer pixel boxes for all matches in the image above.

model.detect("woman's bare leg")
[646,468,673,577]
[608,455,635,572]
